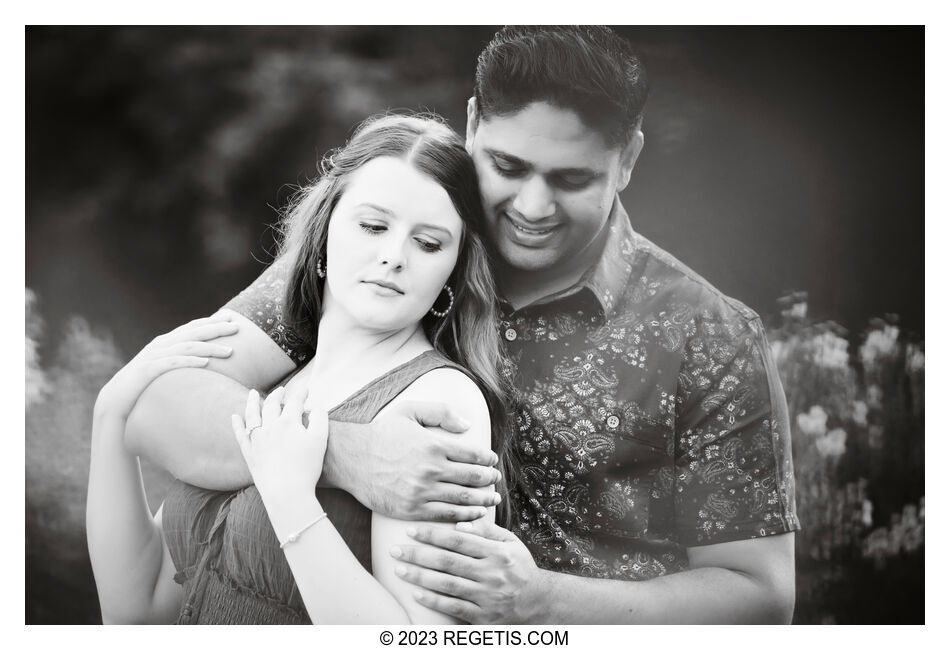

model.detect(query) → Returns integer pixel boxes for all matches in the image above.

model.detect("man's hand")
[324,401,501,522]
[389,518,543,624]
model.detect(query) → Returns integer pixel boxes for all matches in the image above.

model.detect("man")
[127,26,799,623]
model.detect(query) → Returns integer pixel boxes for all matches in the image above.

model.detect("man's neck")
[500,216,612,311]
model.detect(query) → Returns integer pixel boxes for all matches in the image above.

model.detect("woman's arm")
[86,317,236,623]
[234,368,496,624]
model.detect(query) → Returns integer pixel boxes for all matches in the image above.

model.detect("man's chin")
[497,244,562,275]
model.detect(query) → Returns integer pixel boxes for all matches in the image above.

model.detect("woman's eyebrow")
[355,203,454,239]
[355,202,395,216]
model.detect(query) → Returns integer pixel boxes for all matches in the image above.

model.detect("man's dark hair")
[474,25,649,148]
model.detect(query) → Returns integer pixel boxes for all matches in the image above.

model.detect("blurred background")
[25,26,924,624]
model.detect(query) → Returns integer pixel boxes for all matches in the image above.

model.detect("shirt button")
[606,415,620,430]
[505,328,518,341]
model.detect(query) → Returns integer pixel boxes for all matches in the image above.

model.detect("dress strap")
[328,350,472,424]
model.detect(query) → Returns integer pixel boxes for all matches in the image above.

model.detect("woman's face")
[323,155,464,333]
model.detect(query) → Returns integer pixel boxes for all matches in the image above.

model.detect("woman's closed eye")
[359,222,387,234]
[414,237,442,253]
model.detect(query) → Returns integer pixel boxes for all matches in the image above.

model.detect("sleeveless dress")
[161,350,468,624]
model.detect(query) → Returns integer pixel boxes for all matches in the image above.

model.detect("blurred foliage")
[769,294,924,624]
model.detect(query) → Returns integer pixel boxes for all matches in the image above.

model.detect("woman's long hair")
[276,113,513,522]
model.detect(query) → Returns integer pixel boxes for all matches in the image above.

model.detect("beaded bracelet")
[279,511,329,549]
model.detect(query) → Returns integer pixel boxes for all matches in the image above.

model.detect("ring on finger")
[246,424,263,438]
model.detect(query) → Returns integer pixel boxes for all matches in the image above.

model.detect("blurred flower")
[905,344,924,374]
[810,330,850,369]
[797,405,828,437]
[859,325,899,368]
[783,300,808,320]
[852,400,868,426]
[861,499,873,527]
[815,427,847,458]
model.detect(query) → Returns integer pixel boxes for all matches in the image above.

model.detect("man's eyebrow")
[485,148,599,176]
[355,203,454,238]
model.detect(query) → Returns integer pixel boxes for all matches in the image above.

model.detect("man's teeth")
[512,222,554,235]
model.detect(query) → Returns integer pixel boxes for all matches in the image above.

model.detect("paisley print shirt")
[223,200,799,581]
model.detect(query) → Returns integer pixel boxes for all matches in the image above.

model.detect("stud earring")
[429,284,455,318]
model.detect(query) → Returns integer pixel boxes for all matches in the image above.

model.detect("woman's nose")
[378,237,407,270]
[511,175,556,220]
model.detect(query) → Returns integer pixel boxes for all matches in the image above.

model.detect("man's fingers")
[394,562,483,602]
[439,462,501,488]
[396,401,470,433]
[431,483,500,508]
[405,524,494,559]
[389,544,480,580]
[410,587,481,622]
[455,518,515,542]
[416,504,489,523]
[442,442,498,468]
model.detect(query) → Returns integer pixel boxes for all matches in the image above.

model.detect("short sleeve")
[222,256,312,367]
[673,307,800,546]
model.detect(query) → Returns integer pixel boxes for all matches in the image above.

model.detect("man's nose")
[511,175,556,220]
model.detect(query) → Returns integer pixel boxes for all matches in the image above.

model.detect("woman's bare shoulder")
[388,366,491,443]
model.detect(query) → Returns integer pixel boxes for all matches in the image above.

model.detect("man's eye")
[415,238,442,253]
[492,161,525,178]
[554,175,593,190]
[359,223,386,234]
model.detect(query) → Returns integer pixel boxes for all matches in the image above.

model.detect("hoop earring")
[429,284,455,318]
[316,255,326,278]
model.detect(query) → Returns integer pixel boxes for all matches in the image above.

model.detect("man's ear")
[465,97,478,154]
[616,129,644,192]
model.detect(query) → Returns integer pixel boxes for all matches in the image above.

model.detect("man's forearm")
[125,368,252,490]
[531,563,793,624]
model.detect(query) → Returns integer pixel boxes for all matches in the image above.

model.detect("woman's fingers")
[155,341,233,360]
[245,389,263,432]
[161,315,239,345]
[261,386,285,425]
[281,384,308,423]
[165,320,238,343]
[230,413,250,456]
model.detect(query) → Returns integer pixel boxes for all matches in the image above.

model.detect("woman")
[86,114,509,624]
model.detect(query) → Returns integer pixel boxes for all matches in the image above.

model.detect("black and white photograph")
[24,23,927,628]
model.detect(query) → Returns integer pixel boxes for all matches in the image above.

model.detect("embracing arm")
[126,310,497,512]
[526,534,795,623]
[125,309,295,489]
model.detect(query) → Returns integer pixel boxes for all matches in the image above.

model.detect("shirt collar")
[575,197,637,319]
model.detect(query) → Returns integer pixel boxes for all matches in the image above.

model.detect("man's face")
[466,100,641,276]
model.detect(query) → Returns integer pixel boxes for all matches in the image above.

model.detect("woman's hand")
[95,315,237,421]
[232,386,329,499]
